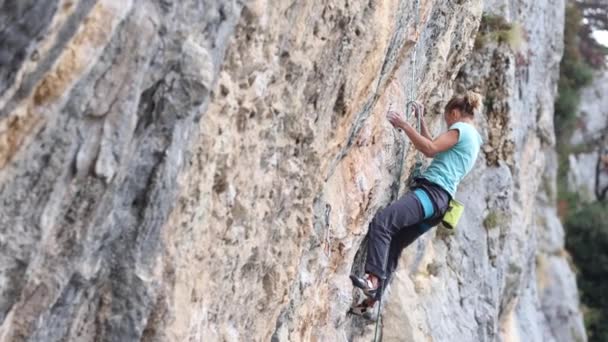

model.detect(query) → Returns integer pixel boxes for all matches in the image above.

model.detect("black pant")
[364,179,450,284]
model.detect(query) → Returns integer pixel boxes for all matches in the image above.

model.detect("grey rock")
[567,71,608,203]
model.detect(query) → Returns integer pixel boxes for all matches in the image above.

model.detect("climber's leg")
[364,191,427,281]
[352,223,427,300]
[352,223,427,306]
[354,181,450,299]
[384,224,425,283]
[383,183,450,282]
[363,222,429,300]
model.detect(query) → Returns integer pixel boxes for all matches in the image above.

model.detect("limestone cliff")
[567,71,608,202]
[0,0,586,341]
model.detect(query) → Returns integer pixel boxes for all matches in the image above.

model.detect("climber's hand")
[411,101,425,119]
[387,111,408,129]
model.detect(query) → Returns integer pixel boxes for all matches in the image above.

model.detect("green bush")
[483,210,504,229]
[480,14,512,31]
[556,3,608,342]
[554,3,595,200]
[565,202,608,341]
[562,58,594,87]
[555,4,594,140]
[554,84,579,137]
[474,14,523,51]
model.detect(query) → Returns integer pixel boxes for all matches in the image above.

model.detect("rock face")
[570,72,608,147]
[0,1,244,341]
[567,71,608,202]
[0,0,586,341]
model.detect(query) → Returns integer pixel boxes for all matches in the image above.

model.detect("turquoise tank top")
[421,122,483,197]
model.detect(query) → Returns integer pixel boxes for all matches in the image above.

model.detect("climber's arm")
[402,124,459,158]
[387,111,459,158]
[412,102,433,140]
[419,118,433,140]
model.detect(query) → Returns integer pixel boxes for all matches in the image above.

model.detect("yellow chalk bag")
[441,199,464,229]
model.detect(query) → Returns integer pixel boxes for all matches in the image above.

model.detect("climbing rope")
[394,0,423,196]
[372,281,385,342]
[376,0,422,340]
[404,0,423,179]
[407,100,424,178]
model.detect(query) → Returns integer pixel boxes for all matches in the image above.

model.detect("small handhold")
[94,139,117,183]
[181,34,214,90]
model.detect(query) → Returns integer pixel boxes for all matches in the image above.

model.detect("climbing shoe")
[349,274,379,299]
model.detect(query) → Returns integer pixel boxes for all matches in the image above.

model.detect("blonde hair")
[445,91,482,116]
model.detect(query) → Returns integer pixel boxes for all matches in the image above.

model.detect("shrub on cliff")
[554,4,595,139]
[474,14,523,51]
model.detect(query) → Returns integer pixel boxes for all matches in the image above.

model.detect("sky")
[593,30,608,47]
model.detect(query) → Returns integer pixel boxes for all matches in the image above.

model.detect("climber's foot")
[350,273,379,299]
[349,298,379,321]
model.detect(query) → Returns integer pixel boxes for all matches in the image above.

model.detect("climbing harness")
[413,188,434,220]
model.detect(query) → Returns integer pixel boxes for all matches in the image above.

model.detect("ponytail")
[445,91,482,116]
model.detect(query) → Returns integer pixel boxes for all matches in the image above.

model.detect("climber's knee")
[369,210,391,238]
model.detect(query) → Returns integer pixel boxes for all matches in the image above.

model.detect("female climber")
[350,91,483,318]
